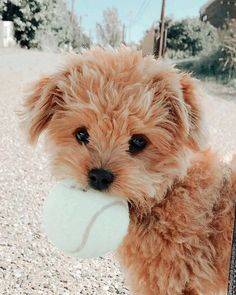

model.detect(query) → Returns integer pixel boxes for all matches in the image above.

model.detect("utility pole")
[71,0,75,22]
[158,0,166,58]
[70,0,75,48]
[122,24,126,44]
[79,15,82,46]
[153,0,166,58]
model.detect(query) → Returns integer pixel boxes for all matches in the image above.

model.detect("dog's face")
[21,47,204,208]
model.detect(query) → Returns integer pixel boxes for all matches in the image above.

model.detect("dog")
[20,47,236,295]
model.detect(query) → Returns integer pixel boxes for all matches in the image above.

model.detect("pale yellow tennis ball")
[42,181,130,259]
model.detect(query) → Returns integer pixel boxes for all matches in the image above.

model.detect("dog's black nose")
[88,168,114,191]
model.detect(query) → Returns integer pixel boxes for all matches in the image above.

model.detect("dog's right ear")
[19,75,63,144]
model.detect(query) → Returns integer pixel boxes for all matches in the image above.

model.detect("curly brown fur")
[20,47,236,295]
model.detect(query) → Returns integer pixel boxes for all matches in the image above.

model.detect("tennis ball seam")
[70,200,128,255]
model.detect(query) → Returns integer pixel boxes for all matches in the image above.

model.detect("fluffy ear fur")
[19,75,63,144]
[180,73,205,150]
[149,68,205,151]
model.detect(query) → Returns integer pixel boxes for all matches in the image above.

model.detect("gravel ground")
[0,49,235,295]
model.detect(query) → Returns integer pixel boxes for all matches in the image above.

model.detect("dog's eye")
[75,127,89,144]
[128,134,148,154]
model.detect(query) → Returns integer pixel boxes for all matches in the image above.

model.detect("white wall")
[0,21,16,48]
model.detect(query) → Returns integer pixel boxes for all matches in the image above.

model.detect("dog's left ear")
[180,73,205,150]
[19,75,65,144]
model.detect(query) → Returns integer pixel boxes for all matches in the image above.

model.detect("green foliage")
[0,0,44,48]
[167,18,218,59]
[0,0,91,51]
[176,22,236,83]
[36,0,91,52]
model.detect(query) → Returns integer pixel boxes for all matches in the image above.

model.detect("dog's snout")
[88,168,114,191]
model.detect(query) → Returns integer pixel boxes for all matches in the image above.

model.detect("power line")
[132,0,149,24]
[136,0,152,24]
[126,0,152,41]
[132,0,152,25]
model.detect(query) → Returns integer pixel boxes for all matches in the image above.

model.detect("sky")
[69,0,208,42]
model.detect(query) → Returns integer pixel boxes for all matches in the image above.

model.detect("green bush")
[0,0,91,51]
[176,21,236,82]
[0,0,44,48]
[167,18,218,59]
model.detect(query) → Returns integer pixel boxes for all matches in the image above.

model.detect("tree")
[176,20,236,82]
[34,0,92,51]
[0,0,45,48]
[96,7,122,47]
[0,0,92,51]
[167,18,218,58]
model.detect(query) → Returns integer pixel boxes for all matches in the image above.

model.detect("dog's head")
[20,47,205,208]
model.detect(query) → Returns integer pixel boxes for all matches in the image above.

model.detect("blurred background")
[0,0,235,84]
[0,1,236,295]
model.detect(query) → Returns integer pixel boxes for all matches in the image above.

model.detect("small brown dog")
[21,47,236,295]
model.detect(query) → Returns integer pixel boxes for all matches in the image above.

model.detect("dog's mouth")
[69,179,134,214]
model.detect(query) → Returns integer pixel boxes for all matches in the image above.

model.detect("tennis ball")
[42,181,130,259]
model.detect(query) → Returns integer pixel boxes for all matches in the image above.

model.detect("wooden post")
[122,24,126,44]
[71,0,75,21]
[159,0,166,58]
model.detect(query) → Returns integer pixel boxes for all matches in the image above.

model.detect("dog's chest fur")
[118,151,236,295]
